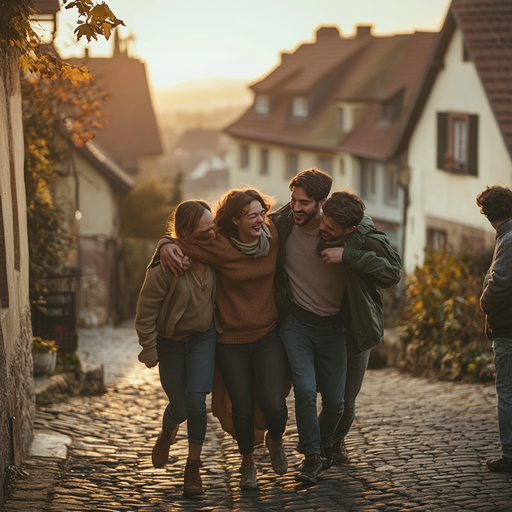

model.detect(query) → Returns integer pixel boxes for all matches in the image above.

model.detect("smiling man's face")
[290,186,324,229]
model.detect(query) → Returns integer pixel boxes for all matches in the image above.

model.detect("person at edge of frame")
[476,184,512,473]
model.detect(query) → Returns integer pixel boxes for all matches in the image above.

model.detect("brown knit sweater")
[166,222,279,344]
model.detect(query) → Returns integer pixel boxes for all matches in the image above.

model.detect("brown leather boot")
[151,425,179,468]
[183,459,203,497]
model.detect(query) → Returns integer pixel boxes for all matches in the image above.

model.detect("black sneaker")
[333,439,349,464]
[320,439,333,469]
[295,455,323,484]
[486,456,512,473]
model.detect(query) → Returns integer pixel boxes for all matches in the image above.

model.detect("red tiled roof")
[227,28,437,161]
[452,0,512,158]
[68,42,162,174]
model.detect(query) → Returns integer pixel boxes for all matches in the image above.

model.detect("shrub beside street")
[399,248,495,382]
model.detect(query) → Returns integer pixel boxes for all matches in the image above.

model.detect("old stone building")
[0,47,35,502]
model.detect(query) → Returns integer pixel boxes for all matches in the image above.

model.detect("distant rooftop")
[68,32,163,174]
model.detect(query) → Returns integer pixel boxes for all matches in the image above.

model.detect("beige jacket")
[135,260,220,363]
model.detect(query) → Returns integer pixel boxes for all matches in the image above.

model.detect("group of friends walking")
[134,168,512,498]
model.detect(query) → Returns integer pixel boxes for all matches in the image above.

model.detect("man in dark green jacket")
[270,171,401,482]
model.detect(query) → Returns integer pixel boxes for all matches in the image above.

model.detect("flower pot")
[33,352,57,376]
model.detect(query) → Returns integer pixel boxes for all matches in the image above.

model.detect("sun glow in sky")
[55,0,451,90]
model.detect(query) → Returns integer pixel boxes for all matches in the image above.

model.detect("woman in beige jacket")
[135,200,219,498]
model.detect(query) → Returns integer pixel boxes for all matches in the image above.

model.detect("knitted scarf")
[230,224,272,258]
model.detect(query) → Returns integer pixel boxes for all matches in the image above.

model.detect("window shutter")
[437,112,448,169]
[468,114,478,176]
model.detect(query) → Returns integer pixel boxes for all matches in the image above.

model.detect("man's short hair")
[476,185,512,222]
[289,168,332,202]
[323,189,366,229]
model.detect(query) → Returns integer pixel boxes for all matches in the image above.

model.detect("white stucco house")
[395,0,512,274]
[225,25,437,252]
[53,140,134,327]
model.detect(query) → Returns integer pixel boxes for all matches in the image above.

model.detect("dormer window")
[379,90,404,126]
[254,95,269,115]
[292,96,308,118]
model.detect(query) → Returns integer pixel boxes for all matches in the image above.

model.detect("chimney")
[281,52,291,63]
[355,25,372,39]
[316,26,341,41]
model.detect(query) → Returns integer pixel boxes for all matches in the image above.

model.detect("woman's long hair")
[215,189,273,239]
[165,200,211,240]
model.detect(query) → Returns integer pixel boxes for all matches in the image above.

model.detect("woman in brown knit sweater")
[159,189,288,490]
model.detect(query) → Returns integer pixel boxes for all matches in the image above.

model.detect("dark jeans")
[216,329,288,455]
[493,338,512,458]
[331,345,370,442]
[156,324,216,445]
[279,311,347,456]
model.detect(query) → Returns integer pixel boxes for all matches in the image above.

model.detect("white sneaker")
[265,431,288,475]
[240,464,257,490]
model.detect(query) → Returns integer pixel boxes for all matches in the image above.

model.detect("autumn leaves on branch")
[1,0,124,87]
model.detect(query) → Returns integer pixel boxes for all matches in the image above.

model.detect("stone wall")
[0,47,35,504]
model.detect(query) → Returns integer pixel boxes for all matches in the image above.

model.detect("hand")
[160,243,191,276]
[145,360,158,368]
[321,247,344,264]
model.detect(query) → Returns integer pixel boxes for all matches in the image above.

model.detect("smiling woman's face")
[233,200,266,243]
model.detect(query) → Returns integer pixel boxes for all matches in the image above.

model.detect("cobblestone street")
[6,324,512,511]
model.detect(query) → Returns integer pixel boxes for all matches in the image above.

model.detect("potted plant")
[32,337,58,376]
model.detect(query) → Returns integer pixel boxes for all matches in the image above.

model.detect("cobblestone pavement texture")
[4,324,512,511]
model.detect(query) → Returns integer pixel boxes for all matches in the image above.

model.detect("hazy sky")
[55,0,451,90]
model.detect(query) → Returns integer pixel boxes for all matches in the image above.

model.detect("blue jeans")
[493,338,512,458]
[156,324,217,445]
[216,329,288,455]
[280,312,347,456]
[331,345,370,442]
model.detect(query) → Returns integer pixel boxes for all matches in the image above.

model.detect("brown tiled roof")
[396,0,512,159]
[252,29,367,94]
[452,0,512,157]
[68,40,162,174]
[339,32,437,159]
[226,28,437,161]
[31,0,60,14]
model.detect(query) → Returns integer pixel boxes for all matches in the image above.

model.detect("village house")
[395,0,512,273]
[52,140,134,327]
[226,25,437,251]
[68,33,163,180]
[0,46,34,504]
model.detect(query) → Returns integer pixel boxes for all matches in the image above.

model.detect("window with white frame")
[437,112,478,175]
[427,227,447,250]
[254,95,270,115]
[339,157,345,175]
[240,144,249,169]
[317,156,332,176]
[285,152,298,179]
[260,148,269,175]
[292,96,308,118]
[360,160,377,201]
[336,107,344,132]
[384,165,399,205]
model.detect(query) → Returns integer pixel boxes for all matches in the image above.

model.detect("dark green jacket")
[270,204,402,352]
